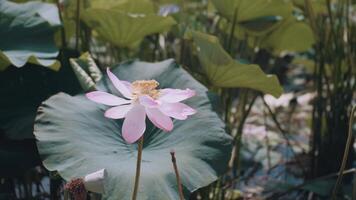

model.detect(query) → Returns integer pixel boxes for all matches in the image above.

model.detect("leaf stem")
[55,0,67,48]
[64,189,69,200]
[227,7,238,53]
[170,151,184,200]
[331,106,356,200]
[75,0,81,51]
[132,137,144,200]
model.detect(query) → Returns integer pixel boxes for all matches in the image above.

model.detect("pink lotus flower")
[86,68,196,144]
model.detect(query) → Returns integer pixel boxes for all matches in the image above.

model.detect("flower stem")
[132,137,144,200]
[170,151,184,200]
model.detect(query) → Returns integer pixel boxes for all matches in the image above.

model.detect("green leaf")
[293,0,327,14]
[69,52,102,92]
[191,31,283,97]
[81,9,176,48]
[302,179,335,196]
[261,17,315,53]
[34,59,232,199]
[0,0,61,70]
[211,0,292,35]
[239,16,283,33]
[211,0,292,22]
[91,0,156,13]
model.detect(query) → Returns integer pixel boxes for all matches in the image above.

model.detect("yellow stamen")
[132,80,160,100]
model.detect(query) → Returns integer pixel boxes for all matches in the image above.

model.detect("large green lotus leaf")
[81,9,176,48]
[261,17,315,53]
[211,0,292,35]
[191,31,283,98]
[34,59,232,199]
[211,0,292,22]
[0,0,61,71]
[91,0,155,13]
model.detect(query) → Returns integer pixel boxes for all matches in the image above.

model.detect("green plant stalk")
[233,90,248,177]
[132,137,144,200]
[331,106,356,200]
[227,7,238,53]
[263,109,272,171]
[262,98,307,173]
[170,151,184,200]
[75,0,81,51]
[213,179,222,200]
[353,170,356,200]
[64,189,69,200]
[304,0,318,39]
[55,0,67,48]
[231,91,258,179]
[152,34,159,61]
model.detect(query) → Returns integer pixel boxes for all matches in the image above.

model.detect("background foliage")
[0,0,355,199]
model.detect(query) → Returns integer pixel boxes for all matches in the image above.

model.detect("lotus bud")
[83,168,107,194]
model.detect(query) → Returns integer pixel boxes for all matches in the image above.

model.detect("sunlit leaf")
[69,52,102,92]
[81,9,176,48]
[191,31,283,97]
[34,59,233,199]
[0,0,61,70]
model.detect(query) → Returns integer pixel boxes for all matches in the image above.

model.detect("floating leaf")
[191,31,283,97]
[69,52,102,91]
[34,59,232,199]
[0,0,61,70]
[81,9,176,48]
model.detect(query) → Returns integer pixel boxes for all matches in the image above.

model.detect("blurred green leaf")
[34,59,233,199]
[261,17,315,53]
[212,0,293,35]
[69,52,102,92]
[91,0,156,13]
[81,9,176,48]
[239,16,283,32]
[191,31,283,97]
[211,0,292,22]
[0,0,61,70]
[293,0,327,14]
[302,179,334,196]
